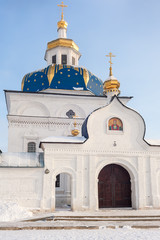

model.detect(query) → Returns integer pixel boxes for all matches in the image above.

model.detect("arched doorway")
[55,173,71,210]
[98,164,131,208]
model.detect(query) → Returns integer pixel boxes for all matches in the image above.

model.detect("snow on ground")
[0,228,160,240]
[0,203,160,239]
[0,202,32,222]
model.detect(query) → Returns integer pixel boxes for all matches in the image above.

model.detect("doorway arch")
[55,173,71,210]
[98,164,132,208]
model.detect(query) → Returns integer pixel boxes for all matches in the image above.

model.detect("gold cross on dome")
[58,1,68,20]
[106,52,116,68]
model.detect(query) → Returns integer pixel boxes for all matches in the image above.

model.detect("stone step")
[0,226,99,231]
[23,214,160,222]
[0,225,160,230]
[3,213,160,230]
[54,215,160,219]
[54,217,160,222]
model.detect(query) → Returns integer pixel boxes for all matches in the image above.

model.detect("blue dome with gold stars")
[21,64,103,96]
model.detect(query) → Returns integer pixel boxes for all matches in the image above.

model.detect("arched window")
[27,142,36,152]
[108,118,123,131]
[55,174,60,188]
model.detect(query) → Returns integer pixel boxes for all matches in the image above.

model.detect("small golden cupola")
[71,114,80,137]
[103,52,120,97]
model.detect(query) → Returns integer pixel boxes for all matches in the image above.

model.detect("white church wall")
[4,91,160,211]
[3,0,160,212]
[55,103,86,118]
[150,157,160,208]
[0,152,43,167]
[6,91,107,152]
[0,149,159,210]
[7,116,85,152]
[17,102,50,117]
[39,95,160,211]
[84,98,147,152]
[40,143,160,211]
[6,91,107,118]
[0,168,43,208]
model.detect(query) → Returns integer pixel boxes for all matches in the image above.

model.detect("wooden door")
[98,164,131,208]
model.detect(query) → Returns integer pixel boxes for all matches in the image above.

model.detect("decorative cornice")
[47,39,79,52]
[8,116,84,128]
[43,146,160,156]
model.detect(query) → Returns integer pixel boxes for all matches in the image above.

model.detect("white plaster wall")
[4,91,160,211]
[39,97,160,211]
[0,168,43,208]
[6,92,107,117]
[0,148,160,211]
[0,150,160,211]
[82,98,149,152]
[40,144,160,211]
[6,91,107,152]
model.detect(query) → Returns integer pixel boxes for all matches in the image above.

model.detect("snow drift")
[0,202,32,222]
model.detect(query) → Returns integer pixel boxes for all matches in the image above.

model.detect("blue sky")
[0,0,160,151]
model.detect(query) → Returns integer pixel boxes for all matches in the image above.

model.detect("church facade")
[1,3,160,211]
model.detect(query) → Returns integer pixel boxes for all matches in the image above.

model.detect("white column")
[41,150,55,210]
[150,157,159,208]
[68,50,72,65]
[73,155,83,210]
[145,156,152,206]
[88,155,97,211]
[131,178,138,209]
[82,155,89,209]
[57,49,61,65]
[51,175,56,210]
[71,178,76,211]
[137,157,146,209]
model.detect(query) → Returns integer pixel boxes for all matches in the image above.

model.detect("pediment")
[82,96,148,151]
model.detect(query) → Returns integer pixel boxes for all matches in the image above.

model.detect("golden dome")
[71,129,80,136]
[57,19,68,30]
[103,78,120,91]
[103,64,120,94]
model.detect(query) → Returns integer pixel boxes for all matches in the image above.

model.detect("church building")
[1,2,160,211]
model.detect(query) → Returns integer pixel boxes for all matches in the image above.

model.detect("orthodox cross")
[106,52,116,76]
[106,52,116,68]
[73,113,79,128]
[57,1,68,20]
